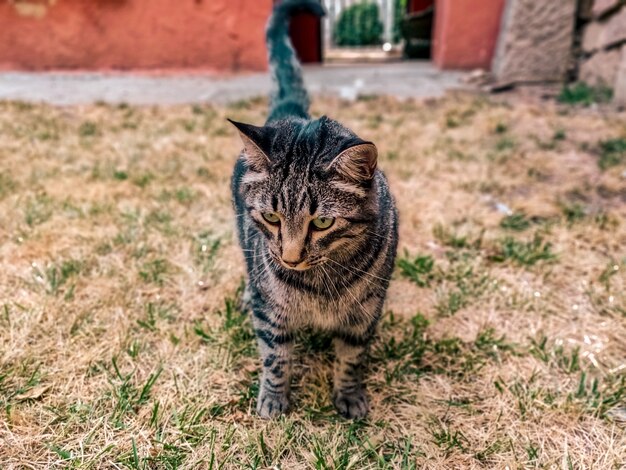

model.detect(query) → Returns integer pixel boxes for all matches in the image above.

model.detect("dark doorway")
[403,0,435,59]
[290,11,323,63]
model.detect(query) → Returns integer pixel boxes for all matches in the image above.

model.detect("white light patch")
[241,171,268,186]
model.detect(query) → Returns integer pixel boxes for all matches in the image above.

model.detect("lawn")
[0,93,625,469]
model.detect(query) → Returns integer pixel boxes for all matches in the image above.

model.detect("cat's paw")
[333,388,369,419]
[256,390,289,419]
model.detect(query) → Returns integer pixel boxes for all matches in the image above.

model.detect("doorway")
[286,0,436,64]
[320,0,434,62]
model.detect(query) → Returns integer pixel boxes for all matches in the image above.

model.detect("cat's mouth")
[268,251,324,271]
[281,261,310,271]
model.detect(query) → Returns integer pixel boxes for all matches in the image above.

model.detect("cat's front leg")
[253,316,293,419]
[332,336,370,419]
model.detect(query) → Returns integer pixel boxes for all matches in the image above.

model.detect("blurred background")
[0,0,624,105]
[2,2,626,467]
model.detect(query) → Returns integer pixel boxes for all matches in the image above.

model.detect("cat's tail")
[266,0,325,122]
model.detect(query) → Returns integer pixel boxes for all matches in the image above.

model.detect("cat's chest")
[272,282,363,331]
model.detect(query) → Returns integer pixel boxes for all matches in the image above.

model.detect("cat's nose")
[281,240,305,267]
[282,258,302,268]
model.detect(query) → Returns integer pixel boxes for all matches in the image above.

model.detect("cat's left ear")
[328,143,378,182]
[227,119,271,171]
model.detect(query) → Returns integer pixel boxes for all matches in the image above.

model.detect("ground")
[0,63,462,105]
[0,92,625,469]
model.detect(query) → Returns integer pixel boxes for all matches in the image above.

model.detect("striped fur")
[229,0,398,419]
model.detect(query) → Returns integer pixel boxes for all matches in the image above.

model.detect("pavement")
[0,62,465,105]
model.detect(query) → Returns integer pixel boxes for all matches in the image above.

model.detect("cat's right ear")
[227,119,271,171]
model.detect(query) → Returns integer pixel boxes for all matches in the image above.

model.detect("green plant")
[557,82,612,106]
[500,212,531,231]
[490,235,557,266]
[78,121,99,137]
[561,202,586,224]
[392,0,407,43]
[0,172,16,200]
[139,259,170,285]
[334,2,383,46]
[397,252,435,287]
[598,138,626,170]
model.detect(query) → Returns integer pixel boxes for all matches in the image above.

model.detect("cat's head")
[230,116,378,271]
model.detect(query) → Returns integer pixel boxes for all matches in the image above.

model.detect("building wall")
[432,0,505,70]
[0,0,272,72]
[579,0,626,104]
[492,0,576,84]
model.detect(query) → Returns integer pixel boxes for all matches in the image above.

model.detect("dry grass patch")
[0,93,625,468]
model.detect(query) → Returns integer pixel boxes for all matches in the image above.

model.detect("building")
[0,0,503,72]
[1,0,625,103]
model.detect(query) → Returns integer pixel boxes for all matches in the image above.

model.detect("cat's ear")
[228,119,271,171]
[328,143,378,182]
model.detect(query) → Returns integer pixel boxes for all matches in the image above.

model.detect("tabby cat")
[229,0,398,419]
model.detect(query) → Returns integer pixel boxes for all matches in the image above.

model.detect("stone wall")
[492,0,577,85]
[579,0,626,104]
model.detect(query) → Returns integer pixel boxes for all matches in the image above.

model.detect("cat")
[229,0,398,419]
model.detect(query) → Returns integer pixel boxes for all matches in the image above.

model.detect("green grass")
[528,334,580,374]
[78,120,99,137]
[558,82,613,106]
[599,260,622,291]
[598,137,626,170]
[432,223,482,250]
[372,312,516,384]
[500,212,531,231]
[434,261,492,317]
[561,202,587,224]
[397,252,435,287]
[1,95,625,468]
[399,226,493,316]
[194,232,222,274]
[494,122,508,134]
[494,136,516,152]
[0,171,16,200]
[430,421,469,454]
[490,235,557,266]
[113,170,129,181]
[139,258,172,285]
[107,357,163,428]
[132,172,154,188]
[24,193,54,227]
[31,258,84,297]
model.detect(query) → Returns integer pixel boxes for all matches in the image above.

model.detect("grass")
[490,234,557,266]
[0,93,625,468]
[557,82,613,106]
[397,252,435,287]
[500,212,531,231]
[598,137,626,170]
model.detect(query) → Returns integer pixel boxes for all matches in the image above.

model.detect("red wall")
[432,0,505,70]
[0,0,272,72]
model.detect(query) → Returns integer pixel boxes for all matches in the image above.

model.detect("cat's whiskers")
[325,256,389,285]
[362,228,390,242]
[323,261,376,322]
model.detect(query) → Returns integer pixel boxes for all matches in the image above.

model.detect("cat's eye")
[262,212,280,224]
[312,217,335,230]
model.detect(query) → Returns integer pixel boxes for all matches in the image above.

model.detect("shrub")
[334,2,383,46]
